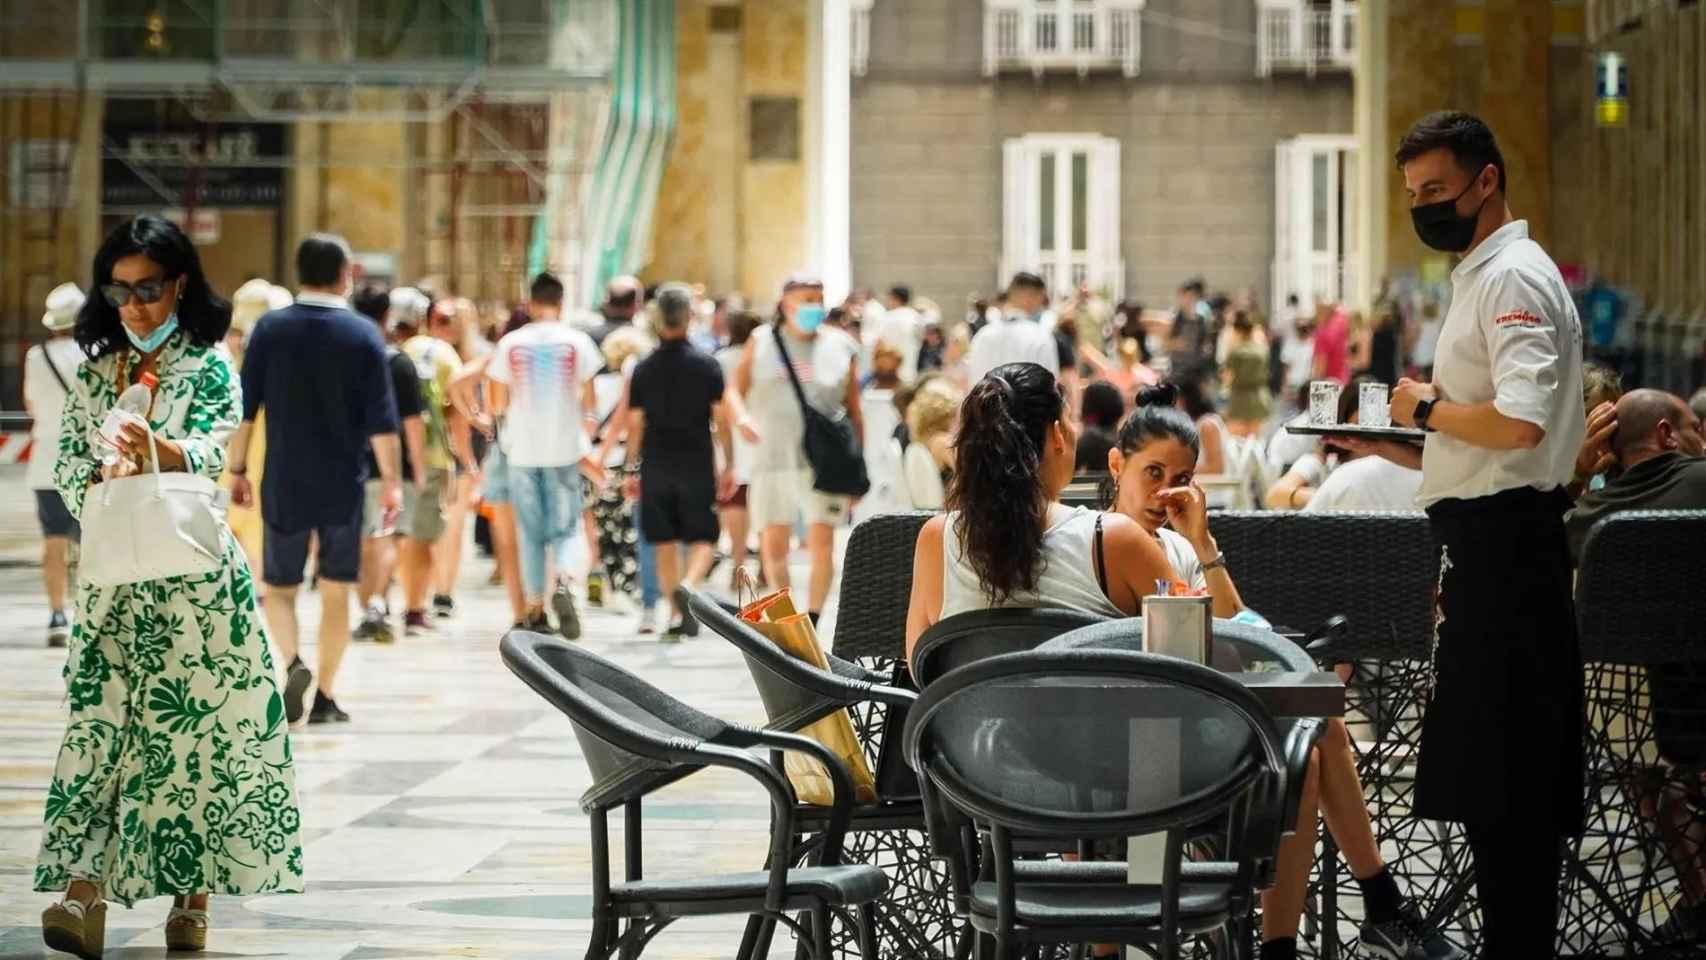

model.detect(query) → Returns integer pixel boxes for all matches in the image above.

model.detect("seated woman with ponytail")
[1104,384,1466,960]
[903,362,1174,658]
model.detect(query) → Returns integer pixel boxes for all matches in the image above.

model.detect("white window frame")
[850,0,873,77]
[1273,134,1357,317]
[983,0,1145,78]
[1002,133,1123,299]
[1255,0,1357,78]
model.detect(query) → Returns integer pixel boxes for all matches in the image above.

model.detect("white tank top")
[939,505,1124,620]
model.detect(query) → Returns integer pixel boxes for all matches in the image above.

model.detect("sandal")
[165,906,208,952]
[42,897,106,960]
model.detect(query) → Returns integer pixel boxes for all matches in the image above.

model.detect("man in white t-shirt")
[871,284,923,382]
[488,272,601,638]
[1303,454,1423,512]
[23,282,87,648]
[965,272,1060,384]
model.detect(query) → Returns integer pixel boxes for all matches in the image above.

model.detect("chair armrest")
[692,742,804,914]
[733,727,861,866]
[1246,717,1324,890]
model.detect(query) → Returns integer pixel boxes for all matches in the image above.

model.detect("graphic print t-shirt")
[489,321,602,468]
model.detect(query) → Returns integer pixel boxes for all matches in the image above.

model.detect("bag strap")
[42,348,70,395]
[771,324,813,420]
[1093,512,1109,597]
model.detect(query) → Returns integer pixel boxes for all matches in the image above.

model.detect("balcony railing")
[1256,0,1356,77]
[983,1,1144,78]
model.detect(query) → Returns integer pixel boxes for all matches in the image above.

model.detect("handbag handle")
[98,417,167,508]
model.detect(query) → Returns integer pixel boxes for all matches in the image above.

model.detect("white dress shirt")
[1419,220,1585,507]
[965,314,1060,385]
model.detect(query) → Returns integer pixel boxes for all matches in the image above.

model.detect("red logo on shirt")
[1493,309,1545,328]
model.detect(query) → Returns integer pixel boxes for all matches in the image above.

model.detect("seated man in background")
[1565,387,1706,944]
[1565,388,1706,561]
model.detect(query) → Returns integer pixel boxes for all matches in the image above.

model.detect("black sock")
[1357,866,1404,923]
[1259,936,1297,960]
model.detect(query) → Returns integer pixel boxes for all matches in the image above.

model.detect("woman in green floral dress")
[37,216,303,959]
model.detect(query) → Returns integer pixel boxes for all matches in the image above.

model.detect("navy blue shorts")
[263,514,363,587]
[34,490,80,541]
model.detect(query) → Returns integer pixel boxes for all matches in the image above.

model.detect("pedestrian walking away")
[487,271,603,639]
[229,233,405,727]
[35,215,302,958]
[24,282,88,648]
[622,283,738,639]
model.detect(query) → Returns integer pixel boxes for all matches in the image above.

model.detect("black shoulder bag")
[772,325,870,497]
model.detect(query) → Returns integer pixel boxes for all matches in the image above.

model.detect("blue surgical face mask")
[125,313,180,354]
[794,304,826,333]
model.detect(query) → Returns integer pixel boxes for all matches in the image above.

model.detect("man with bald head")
[1565,388,1706,561]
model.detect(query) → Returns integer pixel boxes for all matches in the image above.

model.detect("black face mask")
[1410,178,1489,253]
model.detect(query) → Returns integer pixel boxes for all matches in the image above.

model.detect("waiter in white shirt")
[1347,112,1585,957]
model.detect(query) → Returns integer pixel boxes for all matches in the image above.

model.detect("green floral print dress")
[34,332,304,908]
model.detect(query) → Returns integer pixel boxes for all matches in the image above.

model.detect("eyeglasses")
[99,278,173,308]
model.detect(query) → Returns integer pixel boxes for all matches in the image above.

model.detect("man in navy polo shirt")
[229,234,402,726]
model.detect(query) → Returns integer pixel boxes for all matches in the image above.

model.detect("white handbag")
[79,426,227,587]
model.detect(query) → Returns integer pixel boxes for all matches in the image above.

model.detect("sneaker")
[47,611,70,648]
[522,611,551,633]
[552,582,582,641]
[403,610,431,638]
[367,613,395,645]
[670,587,701,638]
[659,622,684,644]
[638,605,659,635]
[432,594,455,619]
[586,573,606,608]
[307,690,350,724]
[1360,900,1465,960]
[283,657,313,725]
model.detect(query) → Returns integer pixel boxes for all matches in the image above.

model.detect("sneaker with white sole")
[552,583,581,641]
[638,605,659,635]
[47,611,70,648]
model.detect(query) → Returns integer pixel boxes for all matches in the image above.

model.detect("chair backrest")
[1040,617,1316,674]
[682,585,888,731]
[1208,511,1437,660]
[904,648,1285,839]
[1576,510,1706,665]
[910,607,1109,688]
[499,630,735,810]
[832,511,934,660]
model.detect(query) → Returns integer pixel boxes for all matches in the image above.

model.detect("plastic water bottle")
[98,372,157,466]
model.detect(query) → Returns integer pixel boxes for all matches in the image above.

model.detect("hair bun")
[1134,382,1179,409]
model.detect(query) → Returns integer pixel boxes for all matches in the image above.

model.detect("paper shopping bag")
[740,587,879,807]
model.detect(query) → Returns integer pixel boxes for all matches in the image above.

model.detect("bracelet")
[1202,552,1228,573]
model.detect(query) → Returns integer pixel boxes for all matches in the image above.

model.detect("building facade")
[849,0,1357,313]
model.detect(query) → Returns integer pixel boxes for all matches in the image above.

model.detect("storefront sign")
[1595,52,1627,128]
[102,123,284,207]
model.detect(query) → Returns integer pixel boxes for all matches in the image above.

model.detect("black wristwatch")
[1414,397,1437,432]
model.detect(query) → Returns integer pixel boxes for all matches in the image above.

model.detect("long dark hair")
[76,216,230,359]
[948,362,1065,605]
[1100,383,1201,507]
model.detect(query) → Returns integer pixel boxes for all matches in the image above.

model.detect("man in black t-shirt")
[623,284,736,639]
[351,283,429,643]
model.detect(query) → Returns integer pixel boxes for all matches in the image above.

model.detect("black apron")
[1419,486,1585,835]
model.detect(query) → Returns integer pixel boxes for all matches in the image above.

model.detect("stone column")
[1480,0,1550,248]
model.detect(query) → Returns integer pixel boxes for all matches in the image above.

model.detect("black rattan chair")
[905,649,1292,960]
[1206,511,1468,956]
[498,631,886,960]
[910,608,1110,689]
[1566,510,1706,956]
[832,511,935,661]
[681,586,953,959]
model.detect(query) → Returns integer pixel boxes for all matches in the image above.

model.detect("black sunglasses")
[99,278,174,308]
